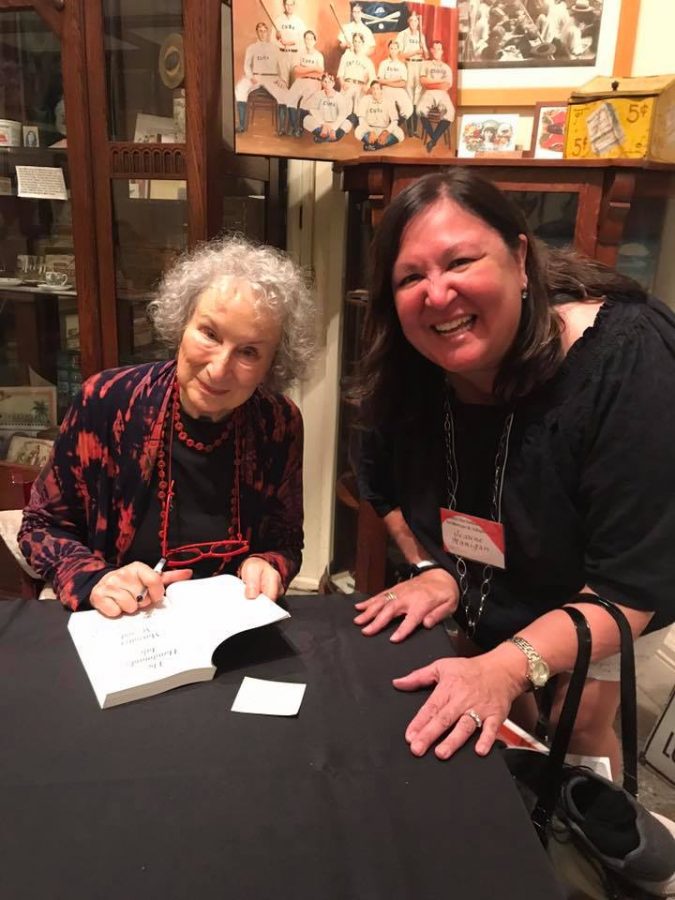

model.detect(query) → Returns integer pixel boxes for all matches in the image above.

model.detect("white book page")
[164,574,290,660]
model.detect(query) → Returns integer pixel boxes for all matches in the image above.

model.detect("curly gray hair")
[148,236,317,393]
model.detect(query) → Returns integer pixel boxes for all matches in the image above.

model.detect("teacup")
[44,270,70,288]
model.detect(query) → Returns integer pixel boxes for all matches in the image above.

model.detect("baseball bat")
[329,2,353,50]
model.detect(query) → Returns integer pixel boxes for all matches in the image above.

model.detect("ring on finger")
[383,590,397,604]
[463,709,483,730]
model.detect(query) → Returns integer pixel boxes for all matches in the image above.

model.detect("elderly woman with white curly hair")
[19,236,317,616]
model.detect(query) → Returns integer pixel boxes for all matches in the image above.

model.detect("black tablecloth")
[0,595,563,900]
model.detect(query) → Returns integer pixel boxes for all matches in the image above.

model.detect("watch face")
[531,659,550,688]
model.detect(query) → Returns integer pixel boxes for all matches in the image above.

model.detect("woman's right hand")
[89,563,193,618]
[353,569,459,643]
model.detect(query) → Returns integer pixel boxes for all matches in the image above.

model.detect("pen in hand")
[136,557,167,605]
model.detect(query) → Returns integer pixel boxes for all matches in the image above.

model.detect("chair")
[247,87,278,132]
[0,461,41,600]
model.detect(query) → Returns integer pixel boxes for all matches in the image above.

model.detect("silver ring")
[464,709,482,729]
[383,590,397,604]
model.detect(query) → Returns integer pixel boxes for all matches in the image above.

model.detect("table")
[0,595,563,900]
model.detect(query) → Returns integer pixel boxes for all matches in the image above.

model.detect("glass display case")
[0,9,78,438]
[103,0,185,143]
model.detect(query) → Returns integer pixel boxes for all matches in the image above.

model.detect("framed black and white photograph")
[457,0,626,95]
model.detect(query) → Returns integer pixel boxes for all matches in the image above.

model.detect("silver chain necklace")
[443,395,514,638]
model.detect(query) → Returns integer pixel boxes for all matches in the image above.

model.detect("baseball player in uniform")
[303,73,352,142]
[377,40,413,134]
[274,0,308,86]
[418,40,455,153]
[354,81,404,151]
[337,32,376,122]
[234,22,288,135]
[337,3,375,55]
[286,30,324,136]
[398,10,429,114]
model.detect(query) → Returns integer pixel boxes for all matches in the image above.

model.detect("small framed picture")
[531,104,567,159]
[458,114,519,158]
[5,434,53,468]
[0,386,57,431]
[22,125,39,149]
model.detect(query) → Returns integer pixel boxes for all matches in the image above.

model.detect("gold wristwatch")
[509,636,550,689]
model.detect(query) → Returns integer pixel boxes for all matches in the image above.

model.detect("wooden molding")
[1,0,64,36]
[109,143,187,178]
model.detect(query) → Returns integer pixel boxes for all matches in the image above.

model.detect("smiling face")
[392,198,527,401]
[176,281,281,421]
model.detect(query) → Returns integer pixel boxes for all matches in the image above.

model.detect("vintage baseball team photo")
[231,0,458,161]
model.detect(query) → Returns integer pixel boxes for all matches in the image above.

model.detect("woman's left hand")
[393,654,524,760]
[239,556,283,601]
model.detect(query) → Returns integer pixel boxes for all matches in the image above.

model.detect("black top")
[126,410,240,578]
[358,297,675,647]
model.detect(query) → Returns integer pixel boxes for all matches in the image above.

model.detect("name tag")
[440,508,506,569]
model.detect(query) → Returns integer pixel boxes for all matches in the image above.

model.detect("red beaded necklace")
[155,381,245,570]
[173,396,236,453]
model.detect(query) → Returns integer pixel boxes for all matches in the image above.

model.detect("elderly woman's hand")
[239,556,283,601]
[90,563,193,618]
[353,569,459,642]
[393,653,526,760]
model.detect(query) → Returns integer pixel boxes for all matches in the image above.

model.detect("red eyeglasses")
[163,538,249,568]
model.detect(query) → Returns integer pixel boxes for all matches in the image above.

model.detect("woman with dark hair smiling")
[353,170,675,775]
[20,236,316,616]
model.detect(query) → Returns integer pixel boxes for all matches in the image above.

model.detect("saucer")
[0,277,22,286]
[36,282,67,292]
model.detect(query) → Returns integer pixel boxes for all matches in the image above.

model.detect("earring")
[521,286,528,303]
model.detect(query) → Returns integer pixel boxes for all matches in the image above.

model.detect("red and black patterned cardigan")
[19,361,304,611]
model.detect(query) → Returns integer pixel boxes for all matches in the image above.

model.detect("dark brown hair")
[357,170,646,426]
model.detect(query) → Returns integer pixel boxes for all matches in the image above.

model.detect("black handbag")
[503,595,675,900]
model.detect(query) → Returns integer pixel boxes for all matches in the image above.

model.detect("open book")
[67,574,290,708]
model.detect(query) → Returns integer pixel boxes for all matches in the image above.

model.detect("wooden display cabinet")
[0,0,283,422]
[333,157,675,593]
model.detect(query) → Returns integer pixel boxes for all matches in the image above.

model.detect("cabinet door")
[0,7,92,435]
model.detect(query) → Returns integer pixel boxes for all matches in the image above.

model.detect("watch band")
[509,636,550,689]
[408,560,445,578]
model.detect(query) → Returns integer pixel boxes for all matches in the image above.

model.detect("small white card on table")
[232,676,306,716]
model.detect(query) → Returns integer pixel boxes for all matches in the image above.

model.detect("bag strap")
[531,606,591,837]
[575,593,638,797]
[531,596,640,838]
